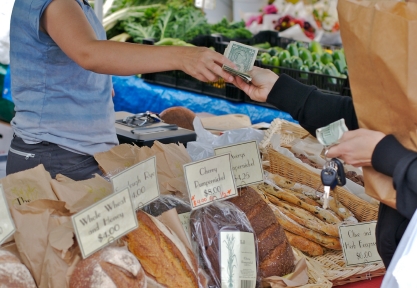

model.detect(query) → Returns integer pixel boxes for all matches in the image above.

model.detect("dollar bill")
[222,41,258,83]
[316,119,349,147]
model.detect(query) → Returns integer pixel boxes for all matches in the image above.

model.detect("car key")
[321,161,338,209]
[332,158,346,186]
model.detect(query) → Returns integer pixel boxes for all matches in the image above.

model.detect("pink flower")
[263,4,278,14]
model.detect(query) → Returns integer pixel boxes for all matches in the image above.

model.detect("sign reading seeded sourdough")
[184,154,237,209]
[214,140,264,188]
[339,221,382,266]
[0,184,15,245]
[223,41,258,83]
[72,187,138,258]
[110,156,160,211]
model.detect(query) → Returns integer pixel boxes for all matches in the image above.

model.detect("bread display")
[0,250,37,288]
[124,210,199,288]
[190,200,257,287]
[227,186,296,278]
[69,246,146,288]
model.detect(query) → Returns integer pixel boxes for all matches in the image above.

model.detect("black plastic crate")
[140,38,245,102]
[257,62,350,96]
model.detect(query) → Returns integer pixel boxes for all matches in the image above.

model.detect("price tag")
[110,156,160,211]
[184,154,237,209]
[339,221,382,266]
[220,231,257,288]
[214,140,263,188]
[0,184,16,245]
[72,187,138,259]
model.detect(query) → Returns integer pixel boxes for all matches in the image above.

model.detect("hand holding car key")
[316,119,348,209]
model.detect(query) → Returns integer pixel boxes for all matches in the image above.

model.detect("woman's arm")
[232,67,359,135]
[40,0,235,82]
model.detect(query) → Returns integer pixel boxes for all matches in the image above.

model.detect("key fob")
[331,158,346,186]
[321,168,337,190]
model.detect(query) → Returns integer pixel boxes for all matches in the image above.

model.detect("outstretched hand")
[326,128,385,167]
[231,67,278,102]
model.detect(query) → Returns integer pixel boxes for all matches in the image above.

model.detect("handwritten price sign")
[339,221,382,266]
[0,184,15,245]
[110,156,160,211]
[184,154,237,209]
[72,187,138,258]
[214,141,263,188]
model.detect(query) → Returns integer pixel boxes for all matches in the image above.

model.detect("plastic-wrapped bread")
[0,250,37,288]
[190,200,259,287]
[125,210,199,288]
[69,246,146,288]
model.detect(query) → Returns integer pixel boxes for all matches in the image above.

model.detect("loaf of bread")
[228,186,295,278]
[159,106,196,131]
[69,246,146,288]
[190,200,256,287]
[0,250,37,288]
[141,195,191,216]
[284,231,324,256]
[125,210,199,288]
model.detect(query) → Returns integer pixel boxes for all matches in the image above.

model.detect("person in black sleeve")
[232,67,417,269]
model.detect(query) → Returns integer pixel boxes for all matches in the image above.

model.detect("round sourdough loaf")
[159,107,196,131]
[69,246,146,288]
[0,250,37,288]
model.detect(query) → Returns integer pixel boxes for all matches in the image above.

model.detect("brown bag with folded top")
[338,0,417,208]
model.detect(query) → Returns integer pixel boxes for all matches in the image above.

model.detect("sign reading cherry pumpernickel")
[183,154,237,209]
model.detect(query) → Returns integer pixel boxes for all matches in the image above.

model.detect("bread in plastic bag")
[190,200,260,288]
[141,195,191,216]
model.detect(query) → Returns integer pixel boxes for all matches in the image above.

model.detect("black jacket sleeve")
[266,74,359,134]
[372,135,417,220]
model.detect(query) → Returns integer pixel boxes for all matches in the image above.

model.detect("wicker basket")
[266,147,378,222]
[265,147,386,286]
[260,119,310,150]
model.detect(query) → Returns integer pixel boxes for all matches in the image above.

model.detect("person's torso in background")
[9,0,118,155]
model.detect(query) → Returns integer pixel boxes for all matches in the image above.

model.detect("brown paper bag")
[94,141,192,199]
[338,0,417,208]
[10,199,78,288]
[51,173,113,213]
[0,164,57,209]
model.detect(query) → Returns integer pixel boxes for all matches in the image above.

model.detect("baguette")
[270,204,342,250]
[267,195,339,237]
[292,189,358,223]
[284,231,324,256]
[283,188,321,207]
[262,185,342,224]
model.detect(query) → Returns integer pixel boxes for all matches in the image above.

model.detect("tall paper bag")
[338,0,417,208]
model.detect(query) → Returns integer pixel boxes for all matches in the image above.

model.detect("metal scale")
[114,111,196,147]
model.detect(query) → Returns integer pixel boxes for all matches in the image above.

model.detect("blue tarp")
[2,67,295,124]
[112,76,295,124]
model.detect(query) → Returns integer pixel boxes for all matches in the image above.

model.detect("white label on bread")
[0,184,16,245]
[184,154,237,209]
[339,221,382,266]
[72,187,138,259]
[110,156,160,211]
[178,212,191,244]
[220,231,257,288]
[214,140,263,188]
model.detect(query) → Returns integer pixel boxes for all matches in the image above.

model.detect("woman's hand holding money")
[232,66,278,102]
[179,46,236,83]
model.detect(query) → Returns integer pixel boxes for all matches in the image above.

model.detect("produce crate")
[140,37,245,102]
